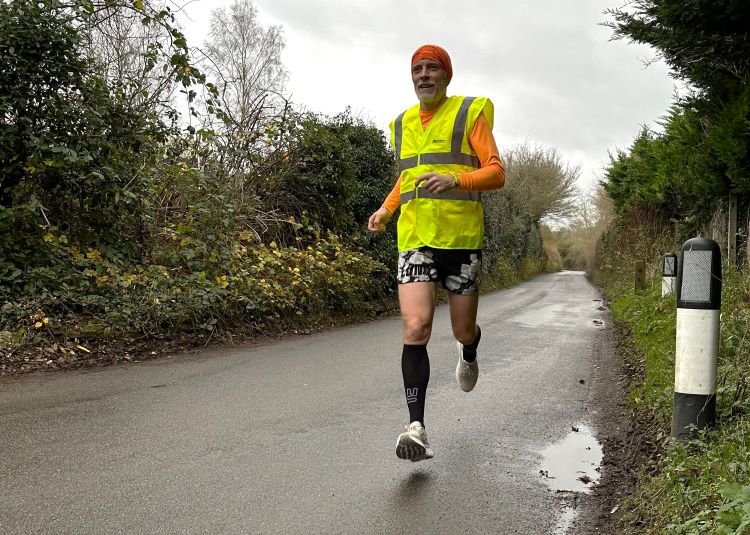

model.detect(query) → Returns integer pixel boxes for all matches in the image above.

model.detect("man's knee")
[453,323,477,345]
[404,321,432,345]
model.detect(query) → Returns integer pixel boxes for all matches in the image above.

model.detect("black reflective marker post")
[672,238,722,440]
[662,252,677,297]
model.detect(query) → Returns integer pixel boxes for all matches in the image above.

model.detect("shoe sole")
[396,433,433,462]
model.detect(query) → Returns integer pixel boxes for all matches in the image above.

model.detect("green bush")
[483,187,545,281]
[0,0,170,252]
[1,226,390,350]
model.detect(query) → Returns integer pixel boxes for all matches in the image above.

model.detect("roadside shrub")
[1,227,390,355]
[483,188,546,282]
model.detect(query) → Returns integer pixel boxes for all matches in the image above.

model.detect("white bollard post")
[662,252,677,296]
[672,238,722,440]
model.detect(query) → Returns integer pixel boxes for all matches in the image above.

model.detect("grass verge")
[601,264,750,534]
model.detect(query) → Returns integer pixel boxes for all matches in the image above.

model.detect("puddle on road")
[538,424,603,535]
[538,424,602,493]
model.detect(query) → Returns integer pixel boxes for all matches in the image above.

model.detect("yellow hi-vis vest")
[389,95,492,252]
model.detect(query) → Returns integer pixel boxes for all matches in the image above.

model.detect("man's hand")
[368,207,391,233]
[415,172,458,193]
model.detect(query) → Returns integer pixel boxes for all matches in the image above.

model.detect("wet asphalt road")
[0,271,613,534]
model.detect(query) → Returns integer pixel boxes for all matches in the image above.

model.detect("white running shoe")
[456,337,480,392]
[396,421,434,462]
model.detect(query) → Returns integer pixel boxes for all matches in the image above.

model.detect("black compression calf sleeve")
[462,325,481,363]
[402,343,430,427]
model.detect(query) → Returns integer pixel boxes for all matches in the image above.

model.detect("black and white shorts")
[397,246,482,295]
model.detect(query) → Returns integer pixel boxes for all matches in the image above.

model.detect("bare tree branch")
[503,142,581,224]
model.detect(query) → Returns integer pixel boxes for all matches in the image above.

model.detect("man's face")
[412,59,449,109]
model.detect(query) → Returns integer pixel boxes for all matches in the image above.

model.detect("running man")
[367,44,505,461]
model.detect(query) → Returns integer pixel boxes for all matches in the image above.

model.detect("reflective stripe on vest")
[399,189,481,204]
[395,97,480,174]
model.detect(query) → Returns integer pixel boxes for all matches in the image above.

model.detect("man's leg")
[395,281,436,461]
[399,281,436,425]
[448,292,480,349]
[449,292,482,392]
[442,247,480,346]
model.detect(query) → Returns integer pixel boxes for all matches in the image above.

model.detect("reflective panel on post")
[676,238,722,310]
[681,250,712,303]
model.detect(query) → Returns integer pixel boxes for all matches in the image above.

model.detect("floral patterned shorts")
[397,247,482,295]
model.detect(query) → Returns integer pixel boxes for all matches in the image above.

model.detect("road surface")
[0,271,616,534]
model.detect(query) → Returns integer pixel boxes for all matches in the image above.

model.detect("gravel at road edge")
[569,311,654,534]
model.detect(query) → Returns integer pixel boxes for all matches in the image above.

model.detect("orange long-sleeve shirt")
[380,105,504,215]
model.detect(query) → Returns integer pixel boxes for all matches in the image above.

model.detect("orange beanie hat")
[411,44,452,81]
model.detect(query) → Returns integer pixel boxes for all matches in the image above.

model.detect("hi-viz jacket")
[389,95,493,252]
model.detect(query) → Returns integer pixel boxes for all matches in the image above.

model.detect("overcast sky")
[176,0,678,193]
